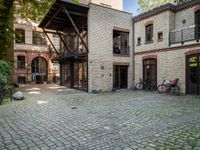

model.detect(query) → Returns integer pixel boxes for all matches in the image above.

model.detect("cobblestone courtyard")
[0,84,200,150]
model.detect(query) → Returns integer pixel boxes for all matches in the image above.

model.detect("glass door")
[143,59,157,89]
[186,54,200,95]
[113,65,128,89]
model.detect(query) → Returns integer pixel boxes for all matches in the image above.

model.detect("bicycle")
[157,78,180,95]
[135,78,156,91]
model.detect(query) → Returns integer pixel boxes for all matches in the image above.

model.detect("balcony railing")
[169,25,200,45]
[113,46,130,55]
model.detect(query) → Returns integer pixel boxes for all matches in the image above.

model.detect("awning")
[39,0,89,32]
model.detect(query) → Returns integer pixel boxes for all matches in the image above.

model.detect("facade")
[14,20,60,84]
[39,0,133,92]
[80,0,123,10]
[134,0,200,95]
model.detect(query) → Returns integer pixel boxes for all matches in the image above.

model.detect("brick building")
[134,0,200,95]
[38,0,200,95]
[39,0,133,92]
[14,20,60,84]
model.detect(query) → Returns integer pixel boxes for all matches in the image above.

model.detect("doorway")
[186,54,200,95]
[31,57,48,84]
[113,65,128,89]
[143,59,157,88]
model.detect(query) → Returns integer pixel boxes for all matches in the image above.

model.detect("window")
[145,24,153,43]
[113,30,129,55]
[53,34,60,49]
[137,37,141,46]
[15,29,25,43]
[32,31,47,45]
[17,77,26,84]
[158,32,163,41]
[17,56,25,69]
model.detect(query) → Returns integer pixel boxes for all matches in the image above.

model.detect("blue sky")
[123,0,139,16]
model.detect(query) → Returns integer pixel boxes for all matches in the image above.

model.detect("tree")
[138,0,189,13]
[0,60,11,89]
[0,0,80,53]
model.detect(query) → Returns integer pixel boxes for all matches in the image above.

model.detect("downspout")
[132,18,135,89]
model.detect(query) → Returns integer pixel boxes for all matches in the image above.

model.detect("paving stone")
[0,84,200,149]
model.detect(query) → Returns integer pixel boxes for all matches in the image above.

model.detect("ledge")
[145,41,153,44]
[113,54,130,57]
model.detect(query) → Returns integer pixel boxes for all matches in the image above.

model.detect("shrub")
[0,60,11,89]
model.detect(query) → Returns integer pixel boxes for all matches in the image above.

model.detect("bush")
[0,60,11,89]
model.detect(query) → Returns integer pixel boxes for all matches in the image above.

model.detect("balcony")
[113,46,130,56]
[169,25,200,46]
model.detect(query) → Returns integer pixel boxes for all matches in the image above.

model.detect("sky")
[123,0,139,16]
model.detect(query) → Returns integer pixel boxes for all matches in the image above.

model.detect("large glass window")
[145,24,153,43]
[32,31,47,45]
[17,56,25,69]
[113,30,129,55]
[15,29,25,44]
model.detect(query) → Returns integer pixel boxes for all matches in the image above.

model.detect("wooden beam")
[43,28,59,56]
[56,30,69,53]
[62,7,89,53]
[45,7,62,28]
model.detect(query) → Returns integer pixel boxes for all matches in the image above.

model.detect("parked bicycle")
[157,78,180,95]
[135,78,156,91]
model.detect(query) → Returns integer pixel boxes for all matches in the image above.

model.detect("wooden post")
[62,7,89,53]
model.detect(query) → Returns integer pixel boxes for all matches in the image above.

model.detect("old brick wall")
[134,5,200,94]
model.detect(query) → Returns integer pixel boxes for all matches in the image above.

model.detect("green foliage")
[0,0,80,53]
[0,0,14,52]
[0,60,11,89]
[15,0,80,21]
[138,0,189,13]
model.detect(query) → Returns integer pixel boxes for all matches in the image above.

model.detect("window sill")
[157,39,163,42]
[16,68,26,70]
[145,41,153,44]
[113,54,130,57]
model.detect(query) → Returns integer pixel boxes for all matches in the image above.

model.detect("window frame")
[158,32,163,42]
[137,37,141,46]
[113,30,130,55]
[17,56,26,69]
[32,31,47,46]
[145,24,153,43]
[15,29,25,44]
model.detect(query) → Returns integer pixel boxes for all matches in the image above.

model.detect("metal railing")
[113,46,130,55]
[169,25,200,45]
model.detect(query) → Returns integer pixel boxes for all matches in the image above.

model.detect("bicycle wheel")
[170,86,180,95]
[135,83,143,90]
[157,84,167,93]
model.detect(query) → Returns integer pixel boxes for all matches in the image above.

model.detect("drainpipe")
[132,18,135,89]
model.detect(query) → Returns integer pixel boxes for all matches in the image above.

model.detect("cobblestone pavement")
[0,84,200,150]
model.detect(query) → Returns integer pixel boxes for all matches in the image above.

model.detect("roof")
[133,0,200,22]
[39,0,89,31]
